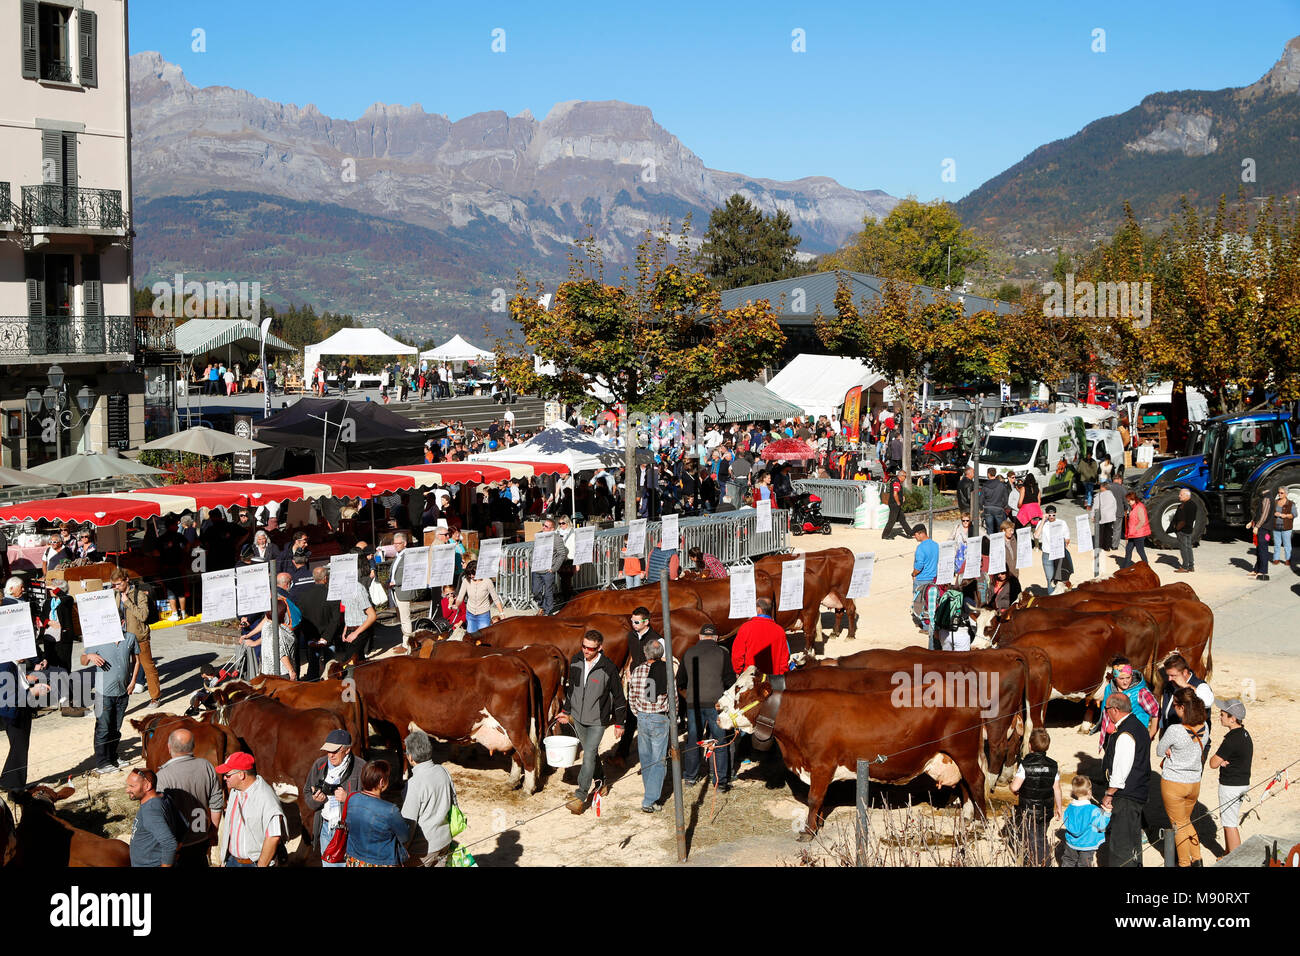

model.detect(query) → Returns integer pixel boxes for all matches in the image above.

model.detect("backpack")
[933,587,965,632]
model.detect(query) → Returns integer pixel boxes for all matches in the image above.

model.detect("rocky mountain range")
[129,51,898,331]
[956,36,1300,253]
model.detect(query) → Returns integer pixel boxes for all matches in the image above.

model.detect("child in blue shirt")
[1062,775,1110,867]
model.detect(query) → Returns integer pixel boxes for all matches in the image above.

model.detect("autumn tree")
[821,197,988,287]
[497,223,786,517]
[701,194,809,290]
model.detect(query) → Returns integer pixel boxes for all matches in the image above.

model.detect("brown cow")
[673,571,798,636]
[717,669,992,838]
[468,611,708,669]
[413,637,568,726]
[203,684,346,831]
[810,646,1040,780]
[556,581,700,620]
[1016,563,1168,608]
[327,655,542,793]
[130,714,242,772]
[249,675,367,756]
[755,548,859,640]
[4,785,131,867]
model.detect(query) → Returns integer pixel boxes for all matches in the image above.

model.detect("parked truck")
[1134,408,1300,547]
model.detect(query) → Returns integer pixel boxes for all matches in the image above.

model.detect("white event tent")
[304,328,416,377]
[420,334,495,364]
[470,422,621,473]
[765,354,887,419]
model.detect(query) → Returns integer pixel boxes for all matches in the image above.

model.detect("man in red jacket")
[731,598,790,678]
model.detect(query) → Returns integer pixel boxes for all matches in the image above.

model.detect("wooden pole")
[661,569,687,863]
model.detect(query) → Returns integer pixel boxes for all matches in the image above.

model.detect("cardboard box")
[523,520,544,542]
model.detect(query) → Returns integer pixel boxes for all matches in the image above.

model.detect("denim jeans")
[224,855,257,867]
[1083,481,1095,507]
[1177,531,1195,570]
[635,712,670,808]
[1272,529,1292,563]
[1254,529,1273,574]
[1041,553,1057,595]
[572,719,607,798]
[466,610,492,634]
[983,510,1003,537]
[1123,537,1148,567]
[530,570,556,615]
[683,707,730,785]
[93,693,128,766]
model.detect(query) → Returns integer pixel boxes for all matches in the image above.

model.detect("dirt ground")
[11,505,1300,867]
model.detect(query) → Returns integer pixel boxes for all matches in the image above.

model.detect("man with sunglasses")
[215,752,286,867]
[556,630,626,812]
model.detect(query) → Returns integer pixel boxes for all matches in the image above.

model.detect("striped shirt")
[219,777,286,862]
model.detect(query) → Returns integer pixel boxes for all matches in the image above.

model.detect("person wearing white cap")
[389,532,423,649]
[1209,698,1253,855]
[303,729,364,867]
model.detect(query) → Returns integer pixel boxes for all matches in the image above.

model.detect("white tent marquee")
[470,422,620,473]
[419,334,494,363]
[765,354,886,419]
[304,328,416,377]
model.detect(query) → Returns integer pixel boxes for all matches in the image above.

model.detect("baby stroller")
[791,492,833,536]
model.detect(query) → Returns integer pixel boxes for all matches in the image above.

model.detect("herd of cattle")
[0,549,1213,863]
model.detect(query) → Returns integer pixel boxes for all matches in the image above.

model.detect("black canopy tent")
[252,398,427,476]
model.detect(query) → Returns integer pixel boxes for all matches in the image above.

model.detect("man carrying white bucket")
[556,630,627,814]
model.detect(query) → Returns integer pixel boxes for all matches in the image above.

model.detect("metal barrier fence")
[791,478,876,521]
[495,508,790,609]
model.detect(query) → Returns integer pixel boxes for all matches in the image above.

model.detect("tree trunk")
[624,426,638,522]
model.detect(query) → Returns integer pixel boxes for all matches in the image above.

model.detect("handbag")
[368,579,389,608]
[320,792,354,864]
[448,779,467,837]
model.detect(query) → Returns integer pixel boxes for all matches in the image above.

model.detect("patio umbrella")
[759,438,817,462]
[26,451,171,495]
[139,425,270,458]
[0,465,53,488]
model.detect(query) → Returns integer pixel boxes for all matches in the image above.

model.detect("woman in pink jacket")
[1123,491,1152,567]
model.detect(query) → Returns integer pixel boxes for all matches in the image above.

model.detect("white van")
[1085,428,1125,475]
[969,413,1087,499]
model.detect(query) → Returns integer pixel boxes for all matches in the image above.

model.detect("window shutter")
[78,9,97,88]
[21,1,39,80]
[25,254,45,317]
[83,256,102,316]
[64,132,78,189]
[41,129,63,186]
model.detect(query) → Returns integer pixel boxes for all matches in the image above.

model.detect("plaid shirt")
[701,552,729,579]
[627,661,669,715]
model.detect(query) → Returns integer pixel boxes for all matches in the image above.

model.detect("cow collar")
[752,688,783,751]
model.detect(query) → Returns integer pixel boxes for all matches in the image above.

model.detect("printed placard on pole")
[0,602,37,664]
[778,556,805,612]
[1016,527,1034,568]
[728,564,757,619]
[532,531,555,572]
[76,589,125,647]
[477,537,503,578]
[660,512,679,550]
[1047,520,1066,560]
[756,499,773,533]
[399,546,431,592]
[986,537,1006,576]
[236,563,272,616]
[626,518,648,558]
[201,568,238,623]
[1075,514,1094,553]
[573,527,595,567]
[428,544,457,588]
[847,552,875,599]
[937,540,957,585]
[328,553,359,600]
[963,536,983,580]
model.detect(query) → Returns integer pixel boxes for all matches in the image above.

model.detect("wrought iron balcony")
[41,60,73,83]
[0,315,135,359]
[0,182,12,224]
[22,184,125,230]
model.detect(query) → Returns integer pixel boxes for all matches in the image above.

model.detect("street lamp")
[26,364,96,460]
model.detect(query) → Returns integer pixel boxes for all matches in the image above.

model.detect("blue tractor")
[1135,409,1300,548]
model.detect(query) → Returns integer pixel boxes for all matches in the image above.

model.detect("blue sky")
[129,0,1300,202]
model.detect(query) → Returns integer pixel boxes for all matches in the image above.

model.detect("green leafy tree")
[701,194,809,289]
[821,197,988,287]
[498,223,786,516]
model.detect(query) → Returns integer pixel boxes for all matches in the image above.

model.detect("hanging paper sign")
[0,602,38,664]
[660,512,679,550]
[200,568,238,623]
[532,531,555,572]
[937,541,957,585]
[756,499,773,533]
[963,536,983,580]
[573,527,595,567]
[477,537,503,578]
[397,547,431,592]
[847,552,875,599]
[626,519,648,558]
[76,589,125,647]
[328,554,359,600]
[986,537,1007,576]
[236,563,272,616]
[728,564,757,619]
[1016,527,1034,568]
[429,544,457,588]
[1047,520,1066,560]
[1075,515,1094,553]
[778,556,805,612]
